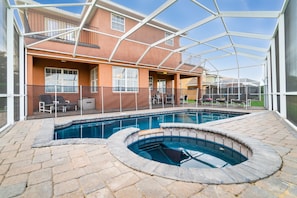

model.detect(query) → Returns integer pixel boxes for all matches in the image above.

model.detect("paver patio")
[0,108,297,197]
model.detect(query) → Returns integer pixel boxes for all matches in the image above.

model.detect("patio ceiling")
[9,0,288,80]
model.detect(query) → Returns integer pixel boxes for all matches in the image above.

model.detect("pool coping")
[108,122,282,184]
[32,107,249,147]
[32,118,108,147]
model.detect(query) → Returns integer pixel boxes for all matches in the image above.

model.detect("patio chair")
[166,94,174,104]
[39,94,54,113]
[180,95,188,104]
[156,94,162,104]
[56,96,78,111]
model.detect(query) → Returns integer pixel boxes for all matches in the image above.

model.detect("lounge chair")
[201,95,213,105]
[39,94,54,113]
[231,94,251,108]
[56,96,78,111]
[216,97,226,105]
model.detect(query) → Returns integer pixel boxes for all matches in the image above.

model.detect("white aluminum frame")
[9,0,284,76]
[278,14,287,118]
[270,38,278,111]
[7,8,14,125]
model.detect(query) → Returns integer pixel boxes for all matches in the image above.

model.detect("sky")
[30,0,285,82]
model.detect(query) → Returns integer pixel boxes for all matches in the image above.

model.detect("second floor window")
[45,17,76,41]
[165,32,174,46]
[111,14,125,32]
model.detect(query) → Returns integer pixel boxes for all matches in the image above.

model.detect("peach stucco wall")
[26,7,181,67]
[88,9,181,66]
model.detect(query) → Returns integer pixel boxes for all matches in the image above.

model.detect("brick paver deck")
[0,108,297,197]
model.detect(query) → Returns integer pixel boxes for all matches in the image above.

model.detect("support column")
[278,14,287,118]
[174,73,180,105]
[197,76,202,101]
[98,64,111,87]
[27,55,34,116]
[98,64,112,112]
[96,64,100,111]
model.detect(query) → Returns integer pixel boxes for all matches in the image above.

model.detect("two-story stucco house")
[18,0,203,115]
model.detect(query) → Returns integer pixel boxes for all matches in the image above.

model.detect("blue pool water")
[54,110,245,140]
[128,136,248,168]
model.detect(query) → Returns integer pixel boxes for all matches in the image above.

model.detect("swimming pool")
[54,110,246,140]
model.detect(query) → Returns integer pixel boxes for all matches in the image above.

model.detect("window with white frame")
[165,32,174,46]
[112,66,138,92]
[65,23,76,41]
[90,67,98,93]
[111,14,125,32]
[45,17,76,41]
[45,67,78,93]
[157,79,166,93]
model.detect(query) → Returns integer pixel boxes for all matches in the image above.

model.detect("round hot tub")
[128,136,248,169]
[108,123,281,184]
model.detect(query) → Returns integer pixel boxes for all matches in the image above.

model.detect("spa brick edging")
[108,123,282,184]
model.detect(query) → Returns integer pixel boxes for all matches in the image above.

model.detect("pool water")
[54,110,245,140]
[128,136,248,168]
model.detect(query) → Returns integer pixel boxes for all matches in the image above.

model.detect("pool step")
[139,142,160,151]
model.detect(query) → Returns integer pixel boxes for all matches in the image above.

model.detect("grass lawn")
[187,96,265,107]
[251,95,264,107]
